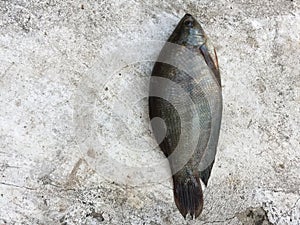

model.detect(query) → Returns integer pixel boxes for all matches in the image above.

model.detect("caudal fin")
[173,174,203,219]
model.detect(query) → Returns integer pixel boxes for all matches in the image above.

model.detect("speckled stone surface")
[0,1,299,224]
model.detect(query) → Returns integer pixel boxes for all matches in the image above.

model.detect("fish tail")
[173,173,203,219]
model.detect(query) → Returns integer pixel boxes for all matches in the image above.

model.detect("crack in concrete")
[275,197,300,223]
[0,182,36,191]
[0,62,14,80]
[202,215,235,224]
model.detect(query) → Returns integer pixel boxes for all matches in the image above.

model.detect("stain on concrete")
[236,207,273,225]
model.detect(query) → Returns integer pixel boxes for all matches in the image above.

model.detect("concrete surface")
[0,0,300,224]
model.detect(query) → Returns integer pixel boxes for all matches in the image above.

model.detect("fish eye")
[184,20,194,27]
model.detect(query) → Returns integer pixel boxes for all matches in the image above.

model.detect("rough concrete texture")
[0,0,300,224]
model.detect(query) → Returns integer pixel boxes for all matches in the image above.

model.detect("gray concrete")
[0,0,299,224]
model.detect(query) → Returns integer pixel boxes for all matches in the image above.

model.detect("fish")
[148,14,222,219]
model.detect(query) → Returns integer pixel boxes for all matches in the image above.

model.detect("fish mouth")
[184,13,193,17]
[183,13,194,22]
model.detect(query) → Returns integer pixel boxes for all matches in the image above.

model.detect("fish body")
[149,14,222,218]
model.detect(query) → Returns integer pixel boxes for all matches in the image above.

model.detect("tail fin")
[173,174,203,219]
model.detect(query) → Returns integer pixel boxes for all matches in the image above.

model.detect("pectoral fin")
[199,44,221,86]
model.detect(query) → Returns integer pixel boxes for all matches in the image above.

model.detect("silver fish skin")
[149,14,222,219]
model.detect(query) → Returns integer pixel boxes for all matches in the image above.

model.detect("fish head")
[168,14,207,47]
